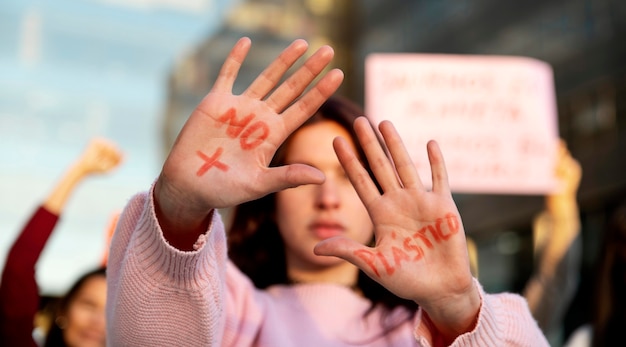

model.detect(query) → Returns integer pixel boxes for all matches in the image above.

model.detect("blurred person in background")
[41,267,107,347]
[564,202,626,347]
[0,138,123,347]
[523,140,583,345]
[464,140,582,346]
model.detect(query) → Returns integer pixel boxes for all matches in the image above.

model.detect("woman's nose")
[315,177,340,209]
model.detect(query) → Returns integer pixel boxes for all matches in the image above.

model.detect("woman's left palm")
[315,117,474,306]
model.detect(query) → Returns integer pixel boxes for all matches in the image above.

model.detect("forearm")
[525,232,582,331]
[538,149,581,278]
[0,207,58,346]
[526,202,581,311]
[538,208,580,276]
[107,190,228,346]
[43,162,88,214]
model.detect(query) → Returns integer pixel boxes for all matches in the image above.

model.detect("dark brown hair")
[44,267,106,347]
[227,95,418,324]
[591,203,626,347]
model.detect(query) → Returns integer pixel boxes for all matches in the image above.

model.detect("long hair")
[227,95,418,321]
[44,267,106,347]
[591,203,626,347]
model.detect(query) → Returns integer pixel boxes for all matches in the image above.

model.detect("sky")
[0,0,239,294]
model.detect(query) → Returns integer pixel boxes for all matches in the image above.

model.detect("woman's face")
[276,120,374,272]
[63,275,106,347]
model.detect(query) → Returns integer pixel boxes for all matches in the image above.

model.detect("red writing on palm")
[354,213,460,277]
[195,108,271,176]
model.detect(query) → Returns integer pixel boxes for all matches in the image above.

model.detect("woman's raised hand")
[154,37,343,244]
[315,117,480,343]
[78,137,123,175]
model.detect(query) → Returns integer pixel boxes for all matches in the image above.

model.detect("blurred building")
[163,0,626,340]
[0,0,243,295]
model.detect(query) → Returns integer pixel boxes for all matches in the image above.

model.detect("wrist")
[153,178,214,251]
[421,280,481,344]
[546,199,579,216]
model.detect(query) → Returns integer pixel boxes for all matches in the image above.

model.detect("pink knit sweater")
[106,190,549,347]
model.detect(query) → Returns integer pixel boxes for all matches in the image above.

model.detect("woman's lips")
[79,329,105,344]
[310,221,345,239]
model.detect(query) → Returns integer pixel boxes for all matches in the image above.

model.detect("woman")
[106,37,548,346]
[0,138,121,346]
[227,95,420,321]
[42,267,107,347]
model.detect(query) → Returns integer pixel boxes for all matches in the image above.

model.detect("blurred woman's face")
[63,275,106,347]
[276,120,373,272]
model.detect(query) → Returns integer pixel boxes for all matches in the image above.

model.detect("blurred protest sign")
[365,53,559,194]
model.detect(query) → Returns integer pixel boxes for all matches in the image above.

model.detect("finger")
[333,136,380,207]
[258,163,325,193]
[243,39,309,100]
[266,45,335,113]
[211,37,252,93]
[314,237,383,279]
[353,117,401,192]
[378,120,423,190]
[427,140,451,194]
[280,68,344,135]
[314,235,362,258]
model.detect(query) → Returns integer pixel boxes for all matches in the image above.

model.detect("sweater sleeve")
[106,188,233,347]
[413,279,550,347]
[0,206,59,347]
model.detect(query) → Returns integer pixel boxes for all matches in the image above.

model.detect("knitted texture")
[106,189,549,347]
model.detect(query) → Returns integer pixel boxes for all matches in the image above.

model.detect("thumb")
[315,237,383,279]
[261,163,325,192]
